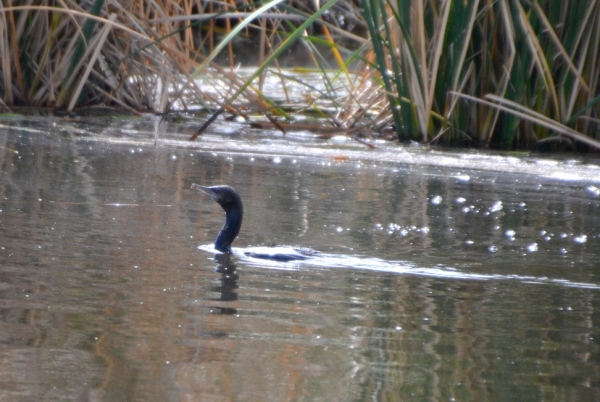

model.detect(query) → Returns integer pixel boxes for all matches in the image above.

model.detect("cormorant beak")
[192,183,221,202]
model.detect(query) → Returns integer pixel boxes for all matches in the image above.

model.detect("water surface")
[0,115,599,401]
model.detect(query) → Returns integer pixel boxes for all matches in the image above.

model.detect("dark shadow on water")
[211,253,239,315]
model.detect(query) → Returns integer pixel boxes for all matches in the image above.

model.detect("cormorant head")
[192,184,244,253]
[192,184,242,213]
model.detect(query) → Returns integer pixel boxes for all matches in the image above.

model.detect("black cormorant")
[193,184,315,261]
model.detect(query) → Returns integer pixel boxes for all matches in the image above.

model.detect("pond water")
[0,114,599,401]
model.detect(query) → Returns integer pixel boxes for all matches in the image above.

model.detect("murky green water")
[0,115,599,401]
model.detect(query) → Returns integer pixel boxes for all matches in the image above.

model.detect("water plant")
[358,0,600,149]
[0,0,599,150]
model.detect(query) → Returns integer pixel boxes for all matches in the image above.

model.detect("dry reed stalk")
[2,0,353,114]
[0,0,393,146]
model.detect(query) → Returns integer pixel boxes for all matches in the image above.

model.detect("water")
[0,114,599,401]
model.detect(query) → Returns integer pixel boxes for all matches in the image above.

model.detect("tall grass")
[359,0,600,149]
[0,0,349,113]
[1,0,599,150]
[2,2,171,111]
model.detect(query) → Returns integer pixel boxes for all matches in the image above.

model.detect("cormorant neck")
[215,205,243,253]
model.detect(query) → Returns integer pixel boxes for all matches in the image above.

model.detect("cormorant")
[193,184,315,261]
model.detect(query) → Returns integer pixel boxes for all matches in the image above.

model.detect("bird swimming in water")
[192,184,316,261]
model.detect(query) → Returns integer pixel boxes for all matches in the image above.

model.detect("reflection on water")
[0,115,599,401]
[212,253,239,314]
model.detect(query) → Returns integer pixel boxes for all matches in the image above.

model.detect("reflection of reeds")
[1,1,599,150]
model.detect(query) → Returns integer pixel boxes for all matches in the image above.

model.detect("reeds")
[2,2,170,111]
[1,1,599,150]
[0,0,344,113]
[359,0,600,149]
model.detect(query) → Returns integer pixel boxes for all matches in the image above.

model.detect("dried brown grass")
[0,0,354,114]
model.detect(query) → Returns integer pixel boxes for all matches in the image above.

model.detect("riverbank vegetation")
[1,1,599,150]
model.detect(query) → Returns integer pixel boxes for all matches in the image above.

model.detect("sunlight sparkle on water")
[431,195,443,205]
[587,186,600,196]
[489,201,503,212]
